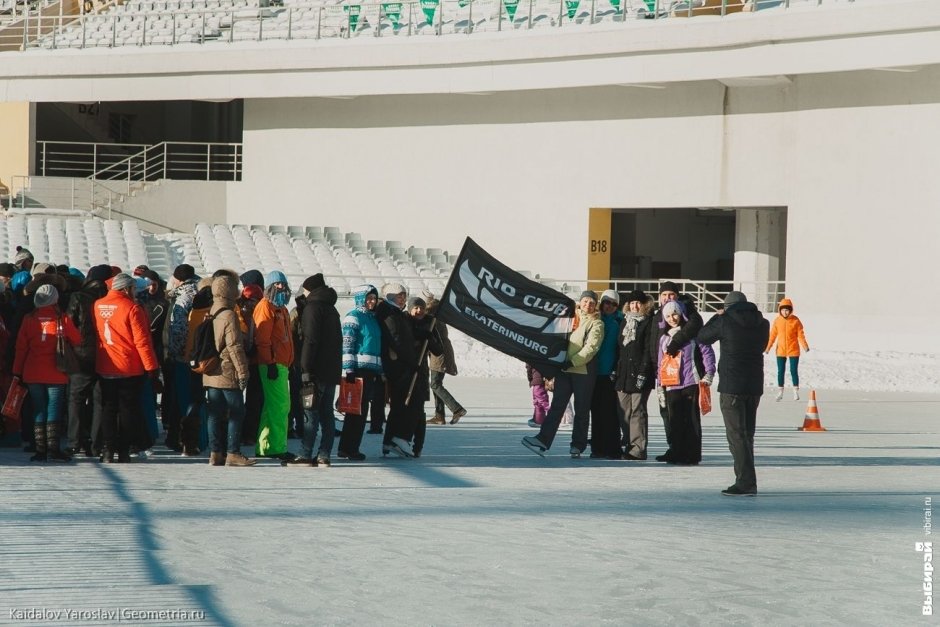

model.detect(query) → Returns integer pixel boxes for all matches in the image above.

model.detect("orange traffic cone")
[798,390,826,431]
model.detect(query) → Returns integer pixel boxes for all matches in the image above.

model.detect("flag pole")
[405,317,437,405]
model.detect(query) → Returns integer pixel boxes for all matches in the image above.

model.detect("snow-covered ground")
[1,377,937,626]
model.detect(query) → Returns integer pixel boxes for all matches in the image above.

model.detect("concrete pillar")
[734,207,787,310]
[0,102,36,201]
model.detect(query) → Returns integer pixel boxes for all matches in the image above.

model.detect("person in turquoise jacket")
[589,289,625,459]
[336,284,383,460]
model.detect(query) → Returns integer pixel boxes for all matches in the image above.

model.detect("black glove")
[665,340,681,357]
[562,360,573,370]
[345,372,357,384]
[267,363,279,380]
[636,374,647,390]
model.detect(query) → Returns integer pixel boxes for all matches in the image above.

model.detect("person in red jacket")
[765,297,810,401]
[13,284,81,462]
[94,273,160,462]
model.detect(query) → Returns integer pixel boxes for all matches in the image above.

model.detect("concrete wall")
[231,67,940,353]
[113,179,228,233]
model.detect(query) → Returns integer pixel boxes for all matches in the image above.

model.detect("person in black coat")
[289,274,342,466]
[405,297,442,458]
[648,281,703,462]
[697,291,770,496]
[64,265,111,456]
[614,290,655,460]
[374,283,421,457]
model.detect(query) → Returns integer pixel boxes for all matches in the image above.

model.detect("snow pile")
[448,328,940,393]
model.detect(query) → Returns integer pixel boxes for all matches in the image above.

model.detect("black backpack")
[189,308,229,375]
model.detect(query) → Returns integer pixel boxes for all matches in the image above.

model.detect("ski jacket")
[766,299,809,357]
[595,309,623,376]
[203,275,249,390]
[13,305,81,385]
[649,294,703,363]
[698,302,770,396]
[656,333,716,391]
[614,313,655,394]
[375,300,417,385]
[65,280,108,373]
[342,301,383,375]
[565,309,604,375]
[299,286,342,385]
[94,289,159,377]
[526,364,545,388]
[253,296,294,367]
[166,278,199,362]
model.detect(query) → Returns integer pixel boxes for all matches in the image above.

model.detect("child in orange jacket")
[765,298,809,401]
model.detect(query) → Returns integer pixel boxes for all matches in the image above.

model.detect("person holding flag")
[522,291,605,458]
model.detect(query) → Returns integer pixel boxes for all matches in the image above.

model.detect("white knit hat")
[600,289,620,306]
[33,284,58,308]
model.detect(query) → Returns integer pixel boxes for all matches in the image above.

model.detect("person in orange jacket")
[13,284,81,462]
[252,270,296,460]
[94,273,160,462]
[765,297,810,401]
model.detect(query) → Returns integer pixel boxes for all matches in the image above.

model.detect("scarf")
[621,312,645,346]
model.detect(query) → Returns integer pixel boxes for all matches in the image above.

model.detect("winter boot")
[450,408,467,425]
[209,452,227,466]
[775,387,784,402]
[427,414,446,425]
[45,422,72,463]
[30,425,48,462]
[793,387,800,401]
[225,452,257,467]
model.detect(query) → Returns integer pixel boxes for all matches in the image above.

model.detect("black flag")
[437,238,575,378]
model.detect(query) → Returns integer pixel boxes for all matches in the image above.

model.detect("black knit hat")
[86,264,113,284]
[173,264,196,282]
[240,269,264,289]
[659,281,680,295]
[0,263,15,278]
[624,289,648,304]
[302,273,325,293]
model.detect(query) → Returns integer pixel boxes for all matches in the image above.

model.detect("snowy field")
[1,375,938,626]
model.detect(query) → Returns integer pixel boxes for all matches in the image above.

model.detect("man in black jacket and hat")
[697,291,769,496]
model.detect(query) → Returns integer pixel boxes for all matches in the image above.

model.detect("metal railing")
[37,140,242,183]
[537,277,783,312]
[1,0,860,50]
[92,141,242,185]
[37,140,149,178]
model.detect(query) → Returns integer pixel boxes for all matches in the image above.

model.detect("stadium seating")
[0,215,585,299]
[28,0,795,50]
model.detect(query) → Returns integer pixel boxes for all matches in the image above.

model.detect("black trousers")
[369,379,386,431]
[589,376,622,457]
[100,375,145,455]
[337,371,378,456]
[664,385,702,464]
[67,371,97,450]
[383,373,424,447]
[720,393,760,491]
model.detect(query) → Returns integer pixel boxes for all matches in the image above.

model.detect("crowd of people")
[0,245,466,466]
[521,282,773,496]
[0,243,792,494]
